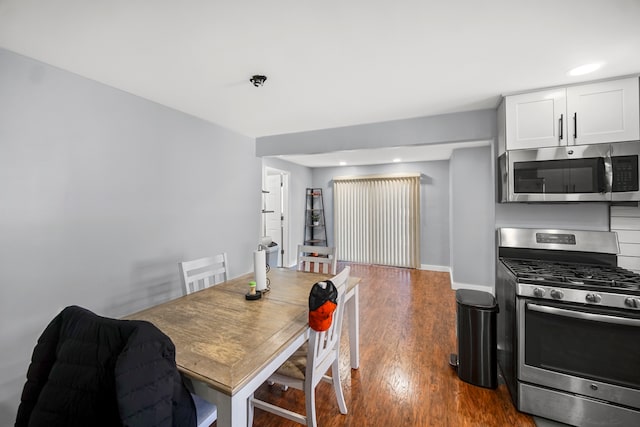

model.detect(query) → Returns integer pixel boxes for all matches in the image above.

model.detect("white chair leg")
[332,359,348,414]
[305,385,317,427]
[267,380,288,391]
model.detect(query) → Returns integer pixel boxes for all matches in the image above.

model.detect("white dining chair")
[248,266,350,427]
[179,253,228,295]
[296,244,337,275]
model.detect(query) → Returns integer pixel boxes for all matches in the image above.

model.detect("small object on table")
[246,281,262,300]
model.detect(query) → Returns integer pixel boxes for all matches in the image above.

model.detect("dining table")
[124,267,360,427]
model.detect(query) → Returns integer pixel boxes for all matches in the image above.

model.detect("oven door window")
[524,302,640,390]
[513,157,606,194]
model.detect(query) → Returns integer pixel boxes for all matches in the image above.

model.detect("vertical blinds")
[333,173,420,268]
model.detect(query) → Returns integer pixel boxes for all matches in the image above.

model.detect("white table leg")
[189,329,309,427]
[191,380,247,427]
[346,284,360,369]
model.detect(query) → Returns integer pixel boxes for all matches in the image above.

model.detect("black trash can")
[450,289,498,388]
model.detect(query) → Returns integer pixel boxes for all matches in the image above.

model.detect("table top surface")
[125,268,359,395]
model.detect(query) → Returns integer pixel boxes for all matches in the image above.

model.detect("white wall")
[0,49,262,423]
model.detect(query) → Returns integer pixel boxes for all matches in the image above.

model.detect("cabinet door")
[505,89,567,150]
[567,77,640,145]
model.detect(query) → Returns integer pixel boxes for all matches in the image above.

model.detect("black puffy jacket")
[15,305,196,427]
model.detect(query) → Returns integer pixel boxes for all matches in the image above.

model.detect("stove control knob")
[585,293,602,304]
[533,288,546,298]
[550,289,564,300]
[625,297,640,308]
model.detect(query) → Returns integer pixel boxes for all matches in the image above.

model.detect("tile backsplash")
[611,205,640,272]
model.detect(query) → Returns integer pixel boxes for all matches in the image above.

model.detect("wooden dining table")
[125,267,360,427]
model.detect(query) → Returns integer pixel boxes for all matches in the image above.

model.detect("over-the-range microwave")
[498,141,640,202]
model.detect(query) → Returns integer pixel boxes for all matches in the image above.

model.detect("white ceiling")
[1,0,639,146]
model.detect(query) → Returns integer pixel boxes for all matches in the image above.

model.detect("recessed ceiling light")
[339,161,347,166]
[393,158,402,163]
[567,63,603,77]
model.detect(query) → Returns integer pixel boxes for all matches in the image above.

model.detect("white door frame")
[263,166,290,268]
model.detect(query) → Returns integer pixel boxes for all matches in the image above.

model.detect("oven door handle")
[527,303,640,327]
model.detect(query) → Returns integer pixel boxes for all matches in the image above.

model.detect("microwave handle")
[603,152,613,193]
[527,303,640,327]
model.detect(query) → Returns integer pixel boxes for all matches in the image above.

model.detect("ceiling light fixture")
[339,161,347,166]
[393,158,402,163]
[567,63,603,77]
[250,75,267,87]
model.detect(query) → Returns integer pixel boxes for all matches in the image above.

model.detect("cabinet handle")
[573,112,577,139]
[559,114,563,140]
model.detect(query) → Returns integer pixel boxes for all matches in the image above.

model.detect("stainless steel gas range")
[496,227,640,427]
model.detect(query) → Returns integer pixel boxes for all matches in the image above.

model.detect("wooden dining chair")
[179,253,228,295]
[248,266,351,427]
[296,244,337,275]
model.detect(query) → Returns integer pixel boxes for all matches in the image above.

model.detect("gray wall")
[262,157,313,267]
[256,112,499,293]
[312,161,451,269]
[256,109,497,156]
[257,109,497,275]
[0,49,261,423]
[256,110,497,284]
[257,111,612,295]
[260,157,451,269]
[447,142,610,291]
[1,45,614,425]
[450,146,495,291]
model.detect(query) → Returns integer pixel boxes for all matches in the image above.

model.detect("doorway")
[263,167,289,268]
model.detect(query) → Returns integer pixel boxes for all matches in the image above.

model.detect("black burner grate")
[501,258,640,291]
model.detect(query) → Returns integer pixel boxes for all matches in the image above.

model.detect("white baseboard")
[418,265,495,296]
[419,264,450,272]
[450,281,494,296]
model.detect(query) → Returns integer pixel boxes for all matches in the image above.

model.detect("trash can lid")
[455,289,497,310]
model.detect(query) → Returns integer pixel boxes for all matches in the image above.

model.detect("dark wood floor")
[218,263,536,427]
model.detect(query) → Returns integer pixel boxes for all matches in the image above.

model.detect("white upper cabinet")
[505,88,567,150]
[567,78,639,145]
[503,77,639,151]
